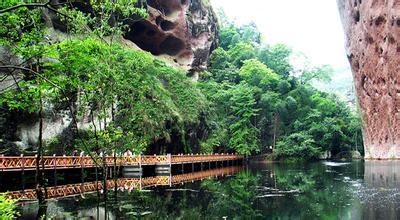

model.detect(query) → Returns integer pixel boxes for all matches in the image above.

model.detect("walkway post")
[80,153,84,194]
[53,154,57,187]
[215,153,218,168]
[139,174,142,191]
[21,154,25,191]
[139,153,142,173]
[0,154,3,173]
[168,154,172,187]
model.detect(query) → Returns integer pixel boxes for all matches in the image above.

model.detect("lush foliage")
[0,1,206,155]
[199,15,363,158]
[0,2,362,160]
[49,39,206,154]
[0,194,18,219]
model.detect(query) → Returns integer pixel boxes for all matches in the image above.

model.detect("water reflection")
[251,162,360,219]
[17,166,244,219]
[356,161,400,220]
[15,161,400,219]
[10,166,243,201]
[364,160,400,187]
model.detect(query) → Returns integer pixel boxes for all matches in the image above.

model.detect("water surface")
[18,161,400,219]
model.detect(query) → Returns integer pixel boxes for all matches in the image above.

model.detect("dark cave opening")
[159,36,185,56]
[125,21,161,55]
[160,20,175,31]
[124,20,185,56]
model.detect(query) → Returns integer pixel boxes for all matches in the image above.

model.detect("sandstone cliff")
[338,0,400,159]
[125,0,218,78]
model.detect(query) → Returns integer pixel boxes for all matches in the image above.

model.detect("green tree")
[299,64,333,84]
[239,59,279,89]
[258,44,293,77]
[228,83,260,155]
[219,25,241,50]
[238,22,262,45]
[227,42,257,68]
[0,194,18,219]
[275,132,321,160]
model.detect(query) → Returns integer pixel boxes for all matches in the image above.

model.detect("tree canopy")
[198,14,363,158]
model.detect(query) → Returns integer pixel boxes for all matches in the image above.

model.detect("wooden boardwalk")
[0,154,243,172]
[6,166,243,200]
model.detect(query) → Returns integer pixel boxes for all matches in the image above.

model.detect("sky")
[210,0,350,70]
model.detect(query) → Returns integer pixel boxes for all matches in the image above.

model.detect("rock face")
[337,0,400,159]
[125,0,218,78]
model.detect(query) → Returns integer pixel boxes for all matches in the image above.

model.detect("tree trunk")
[272,113,278,151]
[36,92,47,219]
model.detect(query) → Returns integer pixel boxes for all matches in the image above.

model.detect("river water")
[17,160,400,219]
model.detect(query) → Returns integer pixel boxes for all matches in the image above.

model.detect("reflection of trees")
[71,172,264,219]
[20,162,368,219]
[104,185,213,219]
[89,172,265,219]
[26,184,213,219]
[201,171,263,219]
[265,162,358,219]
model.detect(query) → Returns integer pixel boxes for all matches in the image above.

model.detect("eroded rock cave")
[124,0,218,77]
[338,0,400,159]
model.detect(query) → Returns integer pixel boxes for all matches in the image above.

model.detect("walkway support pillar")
[122,154,142,178]
[155,154,171,176]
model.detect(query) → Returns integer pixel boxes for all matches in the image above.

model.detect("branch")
[0,1,72,19]
[0,80,22,94]
[0,65,61,89]
[0,74,8,82]
[0,56,34,92]
[47,5,73,19]
[10,71,22,92]
[0,3,49,14]
[121,17,146,23]
[50,1,72,7]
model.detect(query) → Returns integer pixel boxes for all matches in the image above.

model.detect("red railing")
[171,154,243,164]
[0,154,243,171]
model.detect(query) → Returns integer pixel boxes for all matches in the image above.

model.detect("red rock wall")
[338,0,400,159]
[124,0,218,78]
